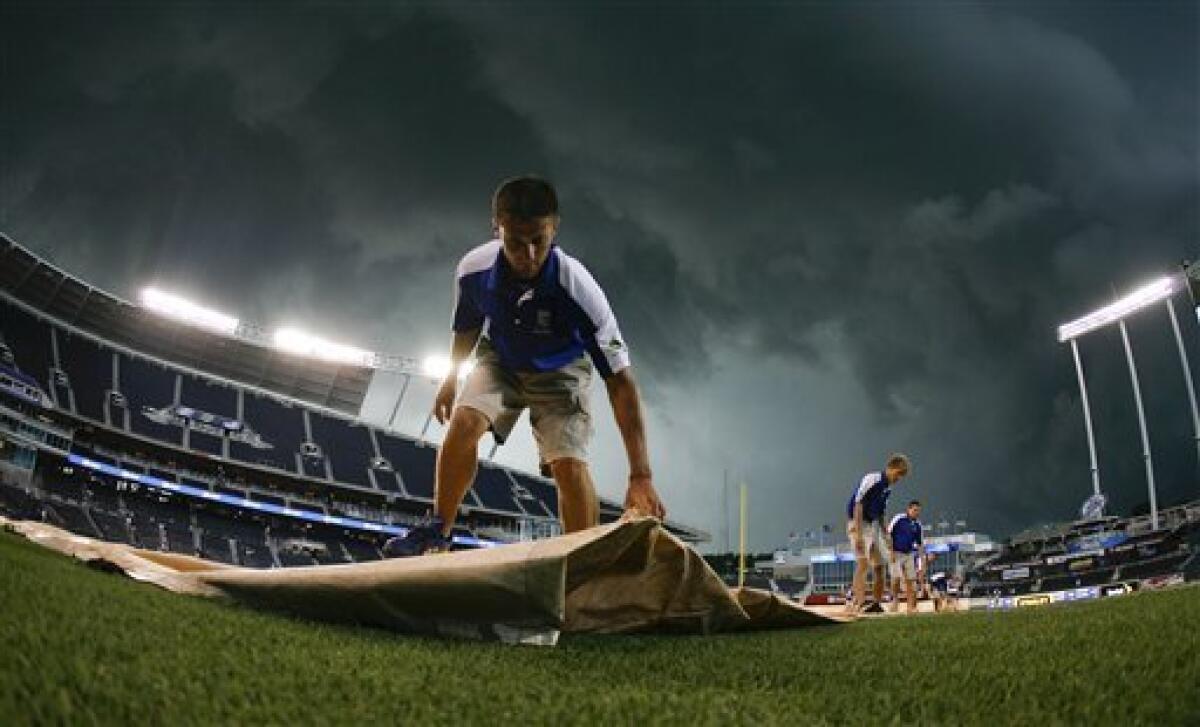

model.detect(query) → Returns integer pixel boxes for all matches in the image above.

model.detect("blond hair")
[886,453,910,475]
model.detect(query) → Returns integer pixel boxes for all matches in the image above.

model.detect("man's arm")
[432,328,482,425]
[604,367,665,519]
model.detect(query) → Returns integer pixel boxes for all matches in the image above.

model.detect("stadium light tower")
[1057,272,1195,530]
[273,327,376,367]
[140,287,240,337]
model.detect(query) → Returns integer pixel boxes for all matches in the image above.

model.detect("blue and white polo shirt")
[452,240,631,378]
[846,471,891,523]
[888,513,924,555]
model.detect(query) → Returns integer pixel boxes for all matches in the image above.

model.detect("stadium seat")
[0,484,43,520]
[308,413,373,489]
[119,354,182,445]
[0,299,54,389]
[472,465,522,514]
[180,375,237,418]
[43,502,101,539]
[58,332,112,422]
[90,510,132,543]
[231,392,304,473]
[509,471,558,518]
[377,433,436,500]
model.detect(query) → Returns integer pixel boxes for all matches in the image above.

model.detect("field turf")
[2,529,1198,725]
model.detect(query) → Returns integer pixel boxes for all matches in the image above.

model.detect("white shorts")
[846,520,888,566]
[891,552,919,581]
[456,338,594,463]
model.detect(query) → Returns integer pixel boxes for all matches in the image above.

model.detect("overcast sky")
[2,2,1197,550]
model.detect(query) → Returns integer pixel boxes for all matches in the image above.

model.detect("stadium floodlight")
[1057,275,1182,342]
[140,287,240,337]
[273,327,376,367]
[421,355,474,380]
[422,355,452,379]
[1057,270,1197,531]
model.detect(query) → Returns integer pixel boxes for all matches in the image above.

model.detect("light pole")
[1165,297,1200,465]
[1057,274,1185,529]
[1069,338,1101,496]
[1118,318,1158,529]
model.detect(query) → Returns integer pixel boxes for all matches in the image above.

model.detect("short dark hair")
[492,175,559,220]
[908,499,922,508]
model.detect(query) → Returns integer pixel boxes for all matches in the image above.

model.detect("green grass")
[2,530,1198,726]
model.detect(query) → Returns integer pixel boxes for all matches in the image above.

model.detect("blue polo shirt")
[888,513,924,554]
[846,470,891,523]
[452,240,630,378]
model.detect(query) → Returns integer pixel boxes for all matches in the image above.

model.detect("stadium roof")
[0,233,381,414]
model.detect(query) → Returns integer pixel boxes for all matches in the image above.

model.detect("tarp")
[1,515,847,645]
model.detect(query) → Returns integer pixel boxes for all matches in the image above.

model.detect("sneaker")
[382,519,450,558]
[862,600,885,614]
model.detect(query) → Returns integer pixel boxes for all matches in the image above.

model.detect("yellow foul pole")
[737,481,747,589]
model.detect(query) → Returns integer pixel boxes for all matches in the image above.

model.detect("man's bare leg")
[890,579,901,612]
[433,407,490,535]
[850,558,868,611]
[906,577,917,613]
[549,457,598,533]
[872,564,886,604]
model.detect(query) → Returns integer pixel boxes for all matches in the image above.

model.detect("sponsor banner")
[1069,532,1128,553]
[1045,548,1104,565]
[143,403,271,449]
[1060,586,1100,602]
[1001,567,1030,581]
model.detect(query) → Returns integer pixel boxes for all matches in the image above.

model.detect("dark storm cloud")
[458,3,1198,533]
[1,2,1196,544]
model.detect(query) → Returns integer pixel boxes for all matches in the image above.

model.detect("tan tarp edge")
[1,515,848,645]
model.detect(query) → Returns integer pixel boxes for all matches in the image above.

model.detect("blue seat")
[473,466,521,514]
[180,375,237,417]
[376,433,436,500]
[373,469,403,493]
[237,541,275,568]
[231,393,302,473]
[119,354,181,445]
[301,455,328,480]
[200,533,234,564]
[189,430,224,456]
[45,502,100,538]
[0,299,54,389]
[511,471,559,518]
[58,332,112,422]
[309,413,372,488]
[90,510,131,543]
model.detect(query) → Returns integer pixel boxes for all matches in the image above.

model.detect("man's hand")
[433,378,457,425]
[624,473,666,519]
[605,368,663,520]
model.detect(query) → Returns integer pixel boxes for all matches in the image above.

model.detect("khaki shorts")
[891,552,918,581]
[846,520,888,567]
[456,338,594,463]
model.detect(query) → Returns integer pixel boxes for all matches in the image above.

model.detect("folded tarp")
[1,515,846,645]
